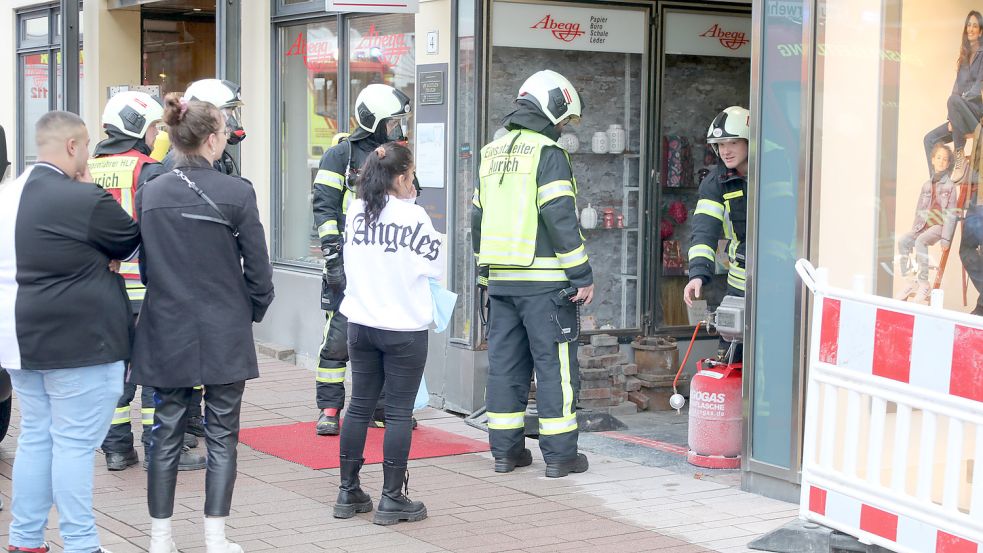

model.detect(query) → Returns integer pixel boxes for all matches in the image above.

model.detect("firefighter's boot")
[317,410,340,436]
[148,517,178,553]
[334,456,373,519]
[203,517,242,553]
[373,463,427,525]
[105,448,139,471]
[494,448,532,473]
[545,453,589,478]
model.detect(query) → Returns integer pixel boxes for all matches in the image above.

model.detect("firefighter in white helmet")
[312,83,420,438]
[89,90,205,472]
[683,106,751,359]
[472,70,594,477]
[163,79,245,176]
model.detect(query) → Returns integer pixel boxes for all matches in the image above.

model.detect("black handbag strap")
[173,169,239,237]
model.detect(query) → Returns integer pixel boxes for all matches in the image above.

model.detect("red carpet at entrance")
[238,421,490,470]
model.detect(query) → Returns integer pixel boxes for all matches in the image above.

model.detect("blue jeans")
[7,361,124,553]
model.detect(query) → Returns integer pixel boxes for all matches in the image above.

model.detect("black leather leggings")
[147,382,245,518]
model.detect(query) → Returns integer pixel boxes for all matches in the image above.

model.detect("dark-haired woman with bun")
[333,142,443,526]
[129,93,274,553]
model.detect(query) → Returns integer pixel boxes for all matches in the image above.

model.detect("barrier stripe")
[807,484,982,553]
[951,325,983,403]
[872,309,914,384]
[819,297,840,364]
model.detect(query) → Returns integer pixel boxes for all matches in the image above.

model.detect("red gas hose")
[673,321,703,392]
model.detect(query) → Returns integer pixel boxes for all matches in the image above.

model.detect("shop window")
[485,1,648,332]
[272,13,415,267]
[16,6,83,171]
[657,10,751,327]
[347,14,415,144]
[812,1,982,316]
[275,18,341,265]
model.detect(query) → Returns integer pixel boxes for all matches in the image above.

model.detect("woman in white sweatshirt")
[334,142,442,525]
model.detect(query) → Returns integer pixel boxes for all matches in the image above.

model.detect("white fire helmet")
[354,84,412,133]
[706,106,750,155]
[184,79,243,110]
[516,70,582,126]
[101,91,164,139]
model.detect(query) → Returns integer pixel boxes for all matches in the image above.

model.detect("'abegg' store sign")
[664,12,751,59]
[492,1,645,54]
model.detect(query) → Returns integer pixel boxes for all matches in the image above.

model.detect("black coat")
[129,159,274,388]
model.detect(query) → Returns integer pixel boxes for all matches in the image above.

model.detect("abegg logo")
[531,15,585,43]
[700,24,749,50]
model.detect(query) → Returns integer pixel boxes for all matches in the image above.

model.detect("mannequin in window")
[923,11,983,182]
[898,143,959,303]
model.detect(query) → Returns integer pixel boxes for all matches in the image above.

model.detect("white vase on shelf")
[557,131,580,153]
[591,131,608,154]
[607,124,626,154]
[580,203,598,229]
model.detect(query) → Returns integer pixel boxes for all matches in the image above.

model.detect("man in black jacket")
[311,83,415,436]
[0,111,141,553]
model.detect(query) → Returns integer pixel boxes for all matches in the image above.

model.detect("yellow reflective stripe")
[555,245,588,269]
[688,244,716,262]
[315,169,345,191]
[477,275,489,287]
[694,199,725,221]
[482,235,536,246]
[193,386,203,390]
[472,188,481,208]
[727,274,747,291]
[141,408,154,425]
[319,311,334,350]
[119,261,140,274]
[488,269,569,282]
[318,220,340,238]
[342,189,353,215]
[491,257,562,270]
[111,406,130,425]
[317,366,346,383]
[487,411,525,430]
[539,413,578,435]
[559,342,572,416]
[126,287,146,301]
[537,180,575,206]
[729,265,747,279]
[722,190,744,200]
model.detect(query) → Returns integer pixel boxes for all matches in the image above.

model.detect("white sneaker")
[204,517,244,553]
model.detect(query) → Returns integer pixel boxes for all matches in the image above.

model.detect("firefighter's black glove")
[324,258,345,289]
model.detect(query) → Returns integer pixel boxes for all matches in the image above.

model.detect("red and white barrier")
[796,260,983,553]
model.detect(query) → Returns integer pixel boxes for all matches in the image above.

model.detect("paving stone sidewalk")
[0,355,798,552]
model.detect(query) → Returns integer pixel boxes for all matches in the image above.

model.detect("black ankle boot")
[334,456,373,518]
[373,463,427,525]
[494,448,532,473]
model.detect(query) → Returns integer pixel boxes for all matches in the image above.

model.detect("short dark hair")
[35,111,86,148]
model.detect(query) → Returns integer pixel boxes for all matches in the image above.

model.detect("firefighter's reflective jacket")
[688,164,748,292]
[88,149,164,308]
[472,128,592,296]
